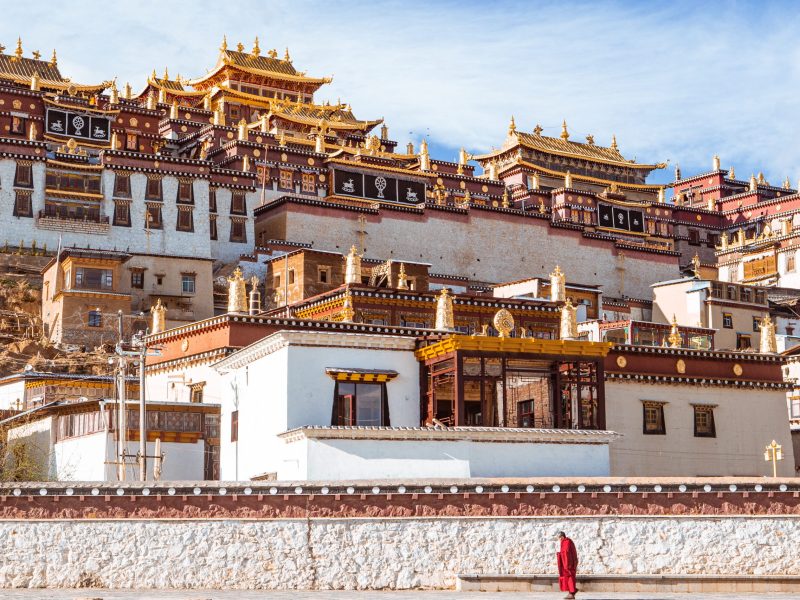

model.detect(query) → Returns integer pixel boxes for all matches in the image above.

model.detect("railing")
[38,210,109,224]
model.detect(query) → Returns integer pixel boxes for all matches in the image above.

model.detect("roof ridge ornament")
[252,37,261,57]
[50,48,57,66]
[560,119,569,141]
[15,37,22,59]
[220,35,228,53]
[610,134,618,151]
[284,47,291,62]
[533,123,543,136]
[508,115,516,136]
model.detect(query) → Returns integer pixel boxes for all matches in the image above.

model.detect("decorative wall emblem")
[676,359,686,374]
[616,355,627,368]
[46,108,110,142]
[181,339,190,353]
[493,308,515,338]
[733,363,743,376]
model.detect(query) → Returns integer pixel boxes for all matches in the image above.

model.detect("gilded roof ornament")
[784,176,791,190]
[344,245,363,284]
[124,82,132,100]
[109,80,119,104]
[691,253,701,278]
[564,170,572,188]
[667,315,681,348]
[533,124,543,136]
[749,174,757,192]
[585,134,594,145]
[0,43,5,54]
[760,314,777,354]
[284,47,291,62]
[252,37,261,57]
[550,265,566,302]
[396,263,409,290]
[150,298,166,334]
[268,48,278,58]
[502,188,510,208]
[610,134,618,151]
[227,267,248,313]
[728,166,735,179]
[508,115,517,136]
[712,154,720,171]
[236,42,245,52]
[32,50,40,60]
[340,288,355,323]
[220,35,228,52]
[674,164,681,181]
[50,48,57,66]
[163,66,169,80]
[493,308,515,338]
[30,71,39,91]
[758,172,766,184]
[560,120,569,141]
[560,299,578,341]
[435,288,455,331]
[15,37,22,59]
[170,100,178,120]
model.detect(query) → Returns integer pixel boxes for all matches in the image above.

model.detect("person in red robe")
[556,531,578,599]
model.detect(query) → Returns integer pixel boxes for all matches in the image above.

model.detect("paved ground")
[2,592,798,600]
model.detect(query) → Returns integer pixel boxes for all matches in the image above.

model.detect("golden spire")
[758,172,766,184]
[50,48,57,66]
[749,174,757,191]
[667,315,681,348]
[560,120,569,141]
[14,37,22,59]
[163,66,169,80]
[252,37,261,57]
[502,188,510,208]
[340,288,355,323]
[610,135,618,151]
[220,35,228,52]
[728,166,735,179]
[508,115,517,136]
[236,41,245,52]
[124,82,132,100]
[109,80,119,104]
[396,263,409,290]
[784,176,791,190]
[284,47,291,61]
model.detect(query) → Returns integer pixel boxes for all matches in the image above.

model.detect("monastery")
[0,37,798,481]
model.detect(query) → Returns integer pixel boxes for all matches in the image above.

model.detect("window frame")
[331,381,390,426]
[722,312,733,329]
[181,274,196,295]
[113,173,131,197]
[14,163,33,188]
[693,405,716,438]
[642,401,666,435]
[176,206,194,232]
[131,270,144,289]
[113,200,131,227]
[229,218,247,243]
[13,190,33,218]
[230,192,247,215]
[87,310,102,328]
[145,177,163,201]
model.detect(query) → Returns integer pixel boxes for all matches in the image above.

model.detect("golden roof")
[143,74,206,97]
[188,47,331,87]
[475,130,664,171]
[0,51,109,93]
[507,158,664,192]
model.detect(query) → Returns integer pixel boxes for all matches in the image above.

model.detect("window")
[45,170,101,194]
[176,207,194,232]
[273,274,281,288]
[125,133,138,151]
[11,115,26,135]
[726,285,737,301]
[209,188,217,213]
[693,406,716,438]
[736,334,752,350]
[279,169,293,190]
[230,410,239,442]
[642,402,666,435]
[181,274,196,295]
[301,172,315,193]
[209,216,218,240]
[790,396,800,419]
[707,233,719,248]
[230,192,246,215]
[13,191,32,217]
[113,201,131,227]
[755,290,766,304]
[114,173,131,197]
[518,400,535,428]
[156,276,163,286]
[331,381,389,426]
[753,316,761,332]
[177,180,194,204]
[76,268,113,290]
[190,384,204,404]
[740,287,752,303]
[145,203,163,229]
[14,163,33,188]
[722,313,733,329]
[145,177,162,201]
[87,310,102,328]
[688,229,700,245]
[230,218,247,243]
[788,254,796,273]
[131,270,144,289]
[318,266,330,284]
[288,269,295,285]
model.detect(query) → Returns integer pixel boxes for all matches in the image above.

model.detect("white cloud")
[3,0,800,183]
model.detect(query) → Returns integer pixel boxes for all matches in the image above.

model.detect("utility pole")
[138,335,147,481]
[116,310,127,482]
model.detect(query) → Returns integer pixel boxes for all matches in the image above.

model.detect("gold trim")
[415,335,612,361]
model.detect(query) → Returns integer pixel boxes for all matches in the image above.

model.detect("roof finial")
[508,115,516,136]
[560,119,569,141]
[163,66,169,80]
[15,37,22,59]
[220,35,228,52]
[151,68,157,80]
[50,48,57,66]
[784,176,791,190]
[610,134,618,151]
[728,165,735,179]
[32,50,40,60]
[284,47,291,62]
[533,123,543,136]
[0,43,5,54]
[124,82,132,100]
[252,36,261,56]
[236,41,245,52]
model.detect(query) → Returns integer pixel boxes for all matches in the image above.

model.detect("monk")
[556,531,578,599]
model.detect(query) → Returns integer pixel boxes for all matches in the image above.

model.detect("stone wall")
[1,479,799,589]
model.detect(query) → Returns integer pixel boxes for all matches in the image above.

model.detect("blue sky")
[2,0,799,185]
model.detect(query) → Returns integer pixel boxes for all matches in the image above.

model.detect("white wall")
[606,381,795,477]
[279,437,610,481]
[0,380,25,410]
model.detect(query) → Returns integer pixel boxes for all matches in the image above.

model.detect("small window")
[145,177,162,201]
[788,254,796,273]
[14,163,33,188]
[126,133,138,151]
[209,187,217,213]
[209,216,218,240]
[176,207,194,232]
[755,290,766,304]
[13,191,32,217]
[643,402,666,435]
[145,204,163,229]
[273,274,281,288]
[279,170,293,190]
[753,316,761,332]
[517,400,535,428]
[156,276,164,286]
[288,269,295,285]
[87,310,102,328]
[790,396,800,419]
[190,385,204,404]
[11,115,26,135]
[114,173,131,197]
[331,381,389,426]
[113,201,131,227]
[736,334,752,350]
[230,410,239,442]
[301,172,315,193]
[229,219,247,243]
[694,406,716,438]
[726,285,737,301]
[181,274,196,295]
[230,192,246,215]
[688,229,700,245]
[318,267,330,284]
[177,181,194,204]
[722,313,733,329]
[131,271,144,289]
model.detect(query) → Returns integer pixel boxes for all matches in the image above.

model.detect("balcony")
[36,211,110,235]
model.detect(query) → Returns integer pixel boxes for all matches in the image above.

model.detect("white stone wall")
[1,516,799,589]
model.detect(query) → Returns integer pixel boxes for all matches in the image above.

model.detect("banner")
[45,108,111,142]
[334,169,425,204]
[599,203,645,233]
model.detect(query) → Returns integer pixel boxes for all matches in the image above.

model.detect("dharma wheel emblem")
[375,176,387,199]
[493,308,515,338]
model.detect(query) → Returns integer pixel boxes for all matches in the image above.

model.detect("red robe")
[557,537,578,593]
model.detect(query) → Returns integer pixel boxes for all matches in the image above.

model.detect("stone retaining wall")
[1,479,798,590]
